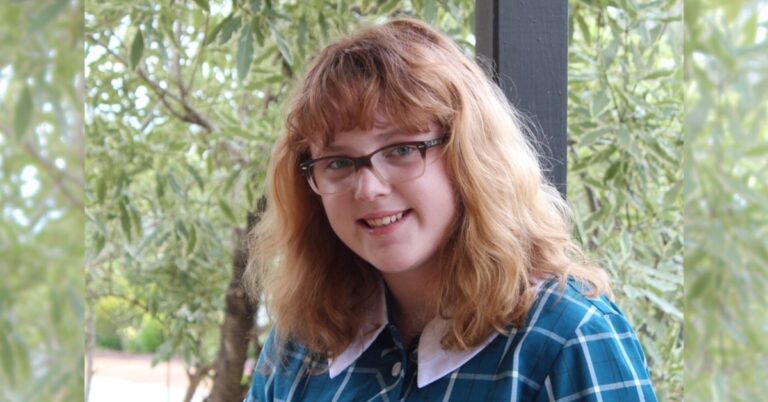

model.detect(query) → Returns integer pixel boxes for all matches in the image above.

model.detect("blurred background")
[1,0,764,401]
[0,0,85,401]
[684,0,768,400]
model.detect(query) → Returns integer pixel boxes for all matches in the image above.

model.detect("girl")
[244,18,657,402]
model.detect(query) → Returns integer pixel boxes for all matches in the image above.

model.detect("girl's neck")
[381,268,440,348]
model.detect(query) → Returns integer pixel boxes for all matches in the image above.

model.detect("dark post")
[475,0,568,198]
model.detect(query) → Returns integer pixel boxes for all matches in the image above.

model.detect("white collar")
[328,283,498,388]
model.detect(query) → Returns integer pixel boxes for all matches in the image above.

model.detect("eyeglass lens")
[311,143,426,194]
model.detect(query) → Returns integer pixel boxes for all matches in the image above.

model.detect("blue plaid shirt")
[246,280,657,401]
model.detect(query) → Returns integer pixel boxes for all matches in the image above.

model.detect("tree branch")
[173,19,188,100]
[22,137,85,210]
[87,34,217,133]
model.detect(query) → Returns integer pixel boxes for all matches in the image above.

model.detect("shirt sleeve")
[537,301,658,402]
[245,329,279,402]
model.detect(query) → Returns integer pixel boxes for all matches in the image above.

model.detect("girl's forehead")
[310,126,398,155]
[309,123,435,155]
[301,106,438,155]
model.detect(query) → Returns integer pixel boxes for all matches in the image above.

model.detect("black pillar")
[475,0,568,198]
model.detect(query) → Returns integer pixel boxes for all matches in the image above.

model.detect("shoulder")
[528,278,633,337]
[528,280,624,328]
[501,279,629,379]
[245,328,324,402]
[521,278,657,401]
[536,279,650,361]
[524,278,650,370]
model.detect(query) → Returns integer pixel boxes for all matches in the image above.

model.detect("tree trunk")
[208,205,263,402]
[182,365,211,402]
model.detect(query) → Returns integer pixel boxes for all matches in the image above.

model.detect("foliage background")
[0,0,85,401]
[2,0,729,400]
[684,0,768,400]
[568,1,684,400]
[83,0,684,400]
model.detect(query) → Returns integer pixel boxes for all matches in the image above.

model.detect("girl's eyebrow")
[322,127,405,154]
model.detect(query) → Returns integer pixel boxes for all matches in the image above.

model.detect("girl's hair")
[245,18,610,357]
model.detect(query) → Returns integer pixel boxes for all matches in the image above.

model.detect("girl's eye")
[326,158,353,170]
[388,145,417,157]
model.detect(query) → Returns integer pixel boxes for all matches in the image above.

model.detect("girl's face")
[314,119,458,279]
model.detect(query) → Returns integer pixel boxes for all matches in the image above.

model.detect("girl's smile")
[357,209,411,235]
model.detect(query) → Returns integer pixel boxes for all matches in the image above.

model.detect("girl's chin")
[368,260,425,276]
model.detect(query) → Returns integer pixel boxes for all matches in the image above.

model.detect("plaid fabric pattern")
[246,280,657,402]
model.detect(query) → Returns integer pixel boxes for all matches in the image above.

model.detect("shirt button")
[391,361,402,377]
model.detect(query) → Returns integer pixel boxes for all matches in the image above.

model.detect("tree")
[85,1,474,400]
[0,0,85,401]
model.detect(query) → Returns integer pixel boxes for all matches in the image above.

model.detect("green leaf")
[643,289,683,320]
[379,0,400,15]
[744,143,768,157]
[183,163,205,191]
[154,230,172,247]
[0,329,15,383]
[219,16,242,45]
[192,0,210,13]
[663,180,682,205]
[175,219,189,238]
[218,199,238,224]
[589,91,610,117]
[579,126,611,147]
[130,29,145,70]
[643,69,675,80]
[237,24,254,81]
[253,19,265,47]
[14,338,31,383]
[155,174,166,200]
[13,84,33,140]
[297,13,307,57]
[743,13,758,45]
[29,0,69,32]
[204,13,232,46]
[318,13,329,40]
[576,12,591,46]
[616,126,631,150]
[167,173,184,198]
[603,160,622,182]
[119,200,132,242]
[223,169,241,193]
[96,177,107,203]
[93,232,106,256]
[423,0,436,23]
[268,20,292,66]
[250,0,262,13]
[129,204,143,238]
[186,224,197,256]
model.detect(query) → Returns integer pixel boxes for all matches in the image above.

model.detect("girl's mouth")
[358,209,411,231]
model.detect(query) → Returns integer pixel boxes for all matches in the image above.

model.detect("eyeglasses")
[299,136,447,195]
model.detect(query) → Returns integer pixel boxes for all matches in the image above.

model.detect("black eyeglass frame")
[298,135,448,191]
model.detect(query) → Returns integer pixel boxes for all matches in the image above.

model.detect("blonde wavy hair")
[245,18,610,358]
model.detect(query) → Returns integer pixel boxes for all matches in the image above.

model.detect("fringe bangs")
[286,24,455,151]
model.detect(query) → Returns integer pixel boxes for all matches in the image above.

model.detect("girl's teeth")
[366,212,404,228]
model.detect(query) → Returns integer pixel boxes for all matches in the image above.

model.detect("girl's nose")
[353,166,391,201]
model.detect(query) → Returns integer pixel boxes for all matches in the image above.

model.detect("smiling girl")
[244,18,657,402]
